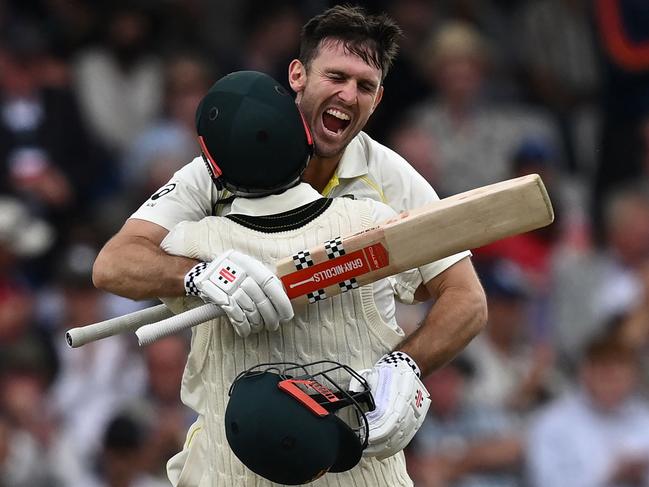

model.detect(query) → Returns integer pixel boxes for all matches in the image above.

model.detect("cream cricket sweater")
[163,196,413,487]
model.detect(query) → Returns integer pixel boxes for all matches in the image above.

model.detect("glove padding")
[350,352,431,460]
[184,250,293,337]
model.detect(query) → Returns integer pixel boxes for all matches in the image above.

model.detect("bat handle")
[136,303,224,346]
[65,304,173,348]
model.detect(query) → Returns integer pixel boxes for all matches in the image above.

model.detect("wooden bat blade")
[277,174,553,305]
[70,174,554,347]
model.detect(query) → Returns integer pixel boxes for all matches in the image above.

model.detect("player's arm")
[93,218,198,300]
[375,149,488,375]
[94,158,213,300]
[401,257,487,377]
[353,257,485,460]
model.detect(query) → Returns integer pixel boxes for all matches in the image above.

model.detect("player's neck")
[303,153,342,194]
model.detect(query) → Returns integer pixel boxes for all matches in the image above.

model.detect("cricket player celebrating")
[93,4,486,379]
[161,68,441,486]
[93,3,486,485]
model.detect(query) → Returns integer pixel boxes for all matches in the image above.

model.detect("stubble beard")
[298,91,365,160]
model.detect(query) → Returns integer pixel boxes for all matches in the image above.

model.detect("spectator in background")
[551,184,649,364]
[474,139,564,288]
[473,139,567,341]
[90,413,168,487]
[609,258,649,399]
[617,259,649,355]
[0,200,58,384]
[0,410,55,487]
[437,0,523,101]
[0,379,59,487]
[0,196,55,286]
[48,242,146,473]
[231,0,303,87]
[120,53,212,207]
[144,1,213,57]
[388,116,440,186]
[465,260,556,415]
[527,326,649,487]
[592,0,649,240]
[0,304,85,486]
[37,0,100,58]
[74,4,163,156]
[0,198,62,484]
[129,336,194,481]
[0,24,107,233]
[406,356,524,487]
[409,21,559,197]
[515,0,601,175]
[366,0,438,142]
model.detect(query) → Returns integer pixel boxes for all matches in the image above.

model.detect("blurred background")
[0,0,648,486]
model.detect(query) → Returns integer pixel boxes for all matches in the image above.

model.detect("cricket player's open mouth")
[322,108,351,136]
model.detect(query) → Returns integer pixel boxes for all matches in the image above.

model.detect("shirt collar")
[335,133,369,179]
[229,183,323,216]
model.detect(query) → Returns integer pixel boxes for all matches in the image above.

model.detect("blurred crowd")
[0,0,649,486]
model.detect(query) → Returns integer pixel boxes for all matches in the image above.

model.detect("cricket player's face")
[290,40,384,159]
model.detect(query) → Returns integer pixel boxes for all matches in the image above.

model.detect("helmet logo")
[278,379,333,417]
[274,84,289,96]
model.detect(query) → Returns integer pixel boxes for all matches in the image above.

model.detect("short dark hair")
[299,5,402,81]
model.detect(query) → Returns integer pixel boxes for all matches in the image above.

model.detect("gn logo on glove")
[217,265,237,285]
[415,389,424,408]
[209,260,244,289]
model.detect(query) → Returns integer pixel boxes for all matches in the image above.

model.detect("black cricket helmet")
[195,70,314,197]
[225,360,375,484]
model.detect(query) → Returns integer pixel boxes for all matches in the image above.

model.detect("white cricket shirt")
[131,131,470,284]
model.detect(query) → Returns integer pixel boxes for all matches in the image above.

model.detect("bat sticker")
[281,243,389,299]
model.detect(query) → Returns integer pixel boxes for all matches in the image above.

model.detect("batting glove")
[349,351,430,460]
[184,250,293,337]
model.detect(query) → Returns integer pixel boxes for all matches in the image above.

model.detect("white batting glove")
[350,351,430,460]
[184,250,293,337]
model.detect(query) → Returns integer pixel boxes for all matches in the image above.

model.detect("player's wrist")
[377,350,421,378]
[184,261,209,296]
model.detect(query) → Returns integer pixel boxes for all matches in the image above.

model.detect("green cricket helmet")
[195,70,313,197]
[225,360,375,484]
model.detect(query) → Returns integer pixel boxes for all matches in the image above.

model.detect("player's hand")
[349,351,430,460]
[184,250,293,337]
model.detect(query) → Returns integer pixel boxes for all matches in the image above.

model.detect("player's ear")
[370,85,384,114]
[288,59,307,95]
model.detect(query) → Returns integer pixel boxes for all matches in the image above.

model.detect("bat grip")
[136,303,224,346]
[65,304,173,348]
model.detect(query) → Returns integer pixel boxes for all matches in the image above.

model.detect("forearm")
[93,233,198,300]
[398,259,487,377]
[399,287,485,376]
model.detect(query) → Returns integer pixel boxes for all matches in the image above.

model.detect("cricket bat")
[65,174,553,348]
